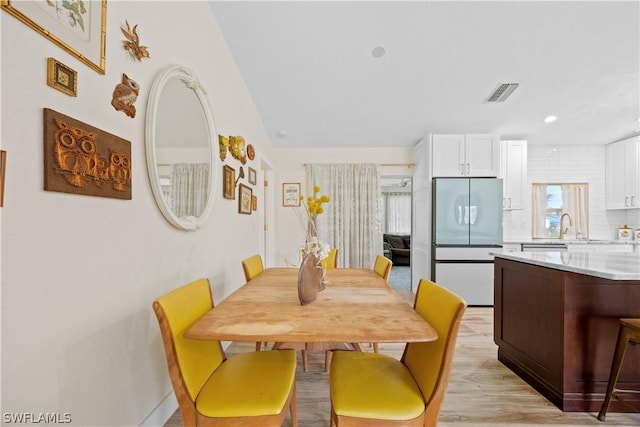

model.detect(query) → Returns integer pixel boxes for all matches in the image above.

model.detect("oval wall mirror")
[145,65,218,231]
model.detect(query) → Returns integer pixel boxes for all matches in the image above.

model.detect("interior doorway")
[380,175,412,293]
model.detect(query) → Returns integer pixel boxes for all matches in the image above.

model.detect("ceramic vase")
[298,253,322,305]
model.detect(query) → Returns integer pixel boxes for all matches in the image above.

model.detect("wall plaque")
[43,108,132,200]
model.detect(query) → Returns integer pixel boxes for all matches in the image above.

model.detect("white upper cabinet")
[605,136,639,210]
[431,134,499,177]
[499,140,527,210]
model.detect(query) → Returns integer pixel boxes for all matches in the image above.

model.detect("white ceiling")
[210,1,640,148]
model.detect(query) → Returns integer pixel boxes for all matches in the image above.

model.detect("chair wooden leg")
[372,342,379,353]
[255,341,262,351]
[290,382,298,427]
[301,349,308,372]
[598,324,632,421]
[330,406,336,427]
[324,351,331,372]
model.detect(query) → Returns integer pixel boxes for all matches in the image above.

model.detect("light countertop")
[492,251,640,280]
[503,239,640,246]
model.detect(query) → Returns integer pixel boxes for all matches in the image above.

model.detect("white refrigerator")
[431,178,503,305]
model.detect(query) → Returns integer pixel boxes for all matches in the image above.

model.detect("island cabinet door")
[494,259,565,393]
[562,275,640,409]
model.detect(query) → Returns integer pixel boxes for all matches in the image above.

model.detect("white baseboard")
[140,391,178,427]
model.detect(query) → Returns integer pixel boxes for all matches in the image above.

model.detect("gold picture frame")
[248,167,257,185]
[223,165,235,200]
[238,183,252,215]
[2,0,107,74]
[0,150,6,207]
[47,58,77,96]
[282,182,301,207]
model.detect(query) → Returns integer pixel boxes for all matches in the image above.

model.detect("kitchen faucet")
[560,213,573,240]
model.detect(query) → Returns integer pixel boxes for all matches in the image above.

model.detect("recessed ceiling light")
[372,46,386,58]
[276,129,288,138]
[544,115,557,123]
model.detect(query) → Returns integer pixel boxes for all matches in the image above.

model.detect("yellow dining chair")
[153,278,298,427]
[373,255,392,282]
[242,254,267,351]
[322,248,339,269]
[329,279,467,427]
[242,254,264,281]
[370,254,393,352]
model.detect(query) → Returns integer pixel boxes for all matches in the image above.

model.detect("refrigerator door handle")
[466,163,470,175]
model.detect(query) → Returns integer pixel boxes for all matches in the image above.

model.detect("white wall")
[1,2,274,425]
[503,144,639,241]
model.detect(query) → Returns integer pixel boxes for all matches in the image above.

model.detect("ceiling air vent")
[485,83,519,103]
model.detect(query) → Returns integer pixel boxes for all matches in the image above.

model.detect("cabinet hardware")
[625,196,630,207]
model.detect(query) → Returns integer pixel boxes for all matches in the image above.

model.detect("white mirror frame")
[145,65,218,231]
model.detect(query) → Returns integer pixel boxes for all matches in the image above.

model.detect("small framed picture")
[223,165,235,200]
[252,195,257,211]
[238,183,252,214]
[47,58,77,97]
[248,167,257,185]
[0,150,6,207]
[282,182,301,207]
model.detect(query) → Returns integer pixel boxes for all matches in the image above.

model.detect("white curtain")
[561,184,589,238]
[531,183,589,239]
[383,192,411,234]
[171,163,210,219]
[531,184,548,238]
[306,164,382,268]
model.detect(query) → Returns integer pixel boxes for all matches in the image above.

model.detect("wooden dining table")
[185,267,438,344]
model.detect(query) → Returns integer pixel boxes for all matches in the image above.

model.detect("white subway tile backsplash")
[503,144,631,241]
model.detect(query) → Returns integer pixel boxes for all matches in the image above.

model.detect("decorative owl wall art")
[121,20,150,62]
[111,73,140,118]
[43,108,132,200]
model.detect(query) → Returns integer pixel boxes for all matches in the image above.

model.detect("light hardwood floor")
[164,298,639,426]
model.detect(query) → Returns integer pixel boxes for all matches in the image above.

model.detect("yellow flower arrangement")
[299,185,330,221]
[298,185,330,262]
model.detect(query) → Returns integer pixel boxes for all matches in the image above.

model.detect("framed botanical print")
[223,165,235,200]
[2,0,107,74]
[282,182,301,207]
[248,167,257,185]
[238,183,252,214]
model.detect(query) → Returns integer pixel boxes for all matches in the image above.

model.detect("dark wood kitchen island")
[493,251,640,413]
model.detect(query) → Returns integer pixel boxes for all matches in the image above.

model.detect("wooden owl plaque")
[43,108,132,200]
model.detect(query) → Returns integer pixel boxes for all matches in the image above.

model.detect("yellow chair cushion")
[196,349,297,418]
[330,351,425,420]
